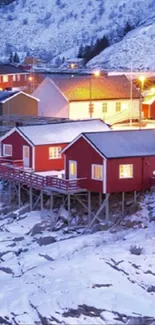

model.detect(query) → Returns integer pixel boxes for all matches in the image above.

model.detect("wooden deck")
[0,162,87,193]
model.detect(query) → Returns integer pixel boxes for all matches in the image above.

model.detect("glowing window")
[49,147,61,159]
[116,102,121,112]
[3,75,8,83]
[102,102,107,113]
[92,164,103,180]
[119,164,133,179]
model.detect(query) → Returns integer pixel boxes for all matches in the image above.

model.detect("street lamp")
[28,75,34,93]
[138,75,146,129]
[89,70,101,118]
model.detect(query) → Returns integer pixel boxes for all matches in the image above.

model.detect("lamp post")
[138,75,146,130]
[28,75,33,93]
[89,70,100,118]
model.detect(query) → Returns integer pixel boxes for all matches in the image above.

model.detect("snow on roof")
[143,94,155,105]
[83,129,155,158]
[18,119,110,145]
[51,75,141,101]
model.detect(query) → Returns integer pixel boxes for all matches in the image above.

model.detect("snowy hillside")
[0,194,155,324]
[0,0,155,70]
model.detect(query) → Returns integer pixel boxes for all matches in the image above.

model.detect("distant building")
[32,74,141,124]
[66,58,85,69]
[0,64,29,91]
[0,90,39,116]
[23,56,41,66]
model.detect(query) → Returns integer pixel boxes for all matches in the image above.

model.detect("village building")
[62,129,155,194]
[32,74,141,124]
[0,64,30,91]
[142,93,155,119]
[0,90,39,117]
[0,119,110,172]
[65,58,85,69]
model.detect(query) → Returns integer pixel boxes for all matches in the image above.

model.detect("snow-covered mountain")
[0,0,155,70]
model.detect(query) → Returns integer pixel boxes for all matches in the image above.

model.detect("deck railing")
[0,164,45,190]
[0,163,87,192]
[0,157,24,168]
[46,176,86,191]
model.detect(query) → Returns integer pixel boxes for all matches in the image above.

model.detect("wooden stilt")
[8,181,11,206]
[29,187,33,211]
[122,192,125,216]
[50,192,53,210]
[33,193,41,210]
[105,193,109,221]
[88,191,91,223]
[99,192,102,207]
[133,190,137,204]
[84,193,110,231]
[68,194,71,227]
[74,194,95,217]
[40,190,43,211]
[18,182,21,208]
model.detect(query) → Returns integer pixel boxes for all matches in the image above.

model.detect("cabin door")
[69,160,77,179]
[23,145,30,168]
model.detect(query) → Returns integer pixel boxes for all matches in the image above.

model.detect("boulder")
[130,245,143,255]
[37,236,56,246]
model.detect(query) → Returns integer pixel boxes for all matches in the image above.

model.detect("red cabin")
[0,119,110,172]
[63,129,155,194]
[142,94,155,119]
[0,64,29,91]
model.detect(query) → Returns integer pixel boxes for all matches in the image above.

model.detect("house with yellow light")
[32,74,141,124]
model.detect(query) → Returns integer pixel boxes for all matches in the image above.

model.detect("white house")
[32,74,141,124]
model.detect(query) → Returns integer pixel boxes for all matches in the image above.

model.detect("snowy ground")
[0,193,155,324]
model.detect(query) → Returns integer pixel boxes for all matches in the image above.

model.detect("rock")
[147,285,155,293]
[7,242,16,248]
[28,222,49,236]
[0,266,14,275]
[39,253,54,261]
[37,236,56,246]
[126,200,133,207]
[149,211,155,222]
[13,236,24,242]
[148,205,154,211]
[130,245,143,255]
[58,206,69,222]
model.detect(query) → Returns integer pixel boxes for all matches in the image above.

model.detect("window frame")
[89,102,94,114]
[3,144,12,157]
[102,102,107,113]
[49,146,61,160]
[12,74,16,82]
[91,164,103,181]
[17,74,20,81]
[116,101,121,113]
[3,75,8,83]
[119,164,133,179]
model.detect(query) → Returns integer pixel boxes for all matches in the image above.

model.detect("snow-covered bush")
[130,245,143,256]
[23,18,28,25]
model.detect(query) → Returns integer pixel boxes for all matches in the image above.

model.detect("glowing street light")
[93,70,101,77]
[138,75,146,130]
[139,75,146,91]
[28,76,33,81]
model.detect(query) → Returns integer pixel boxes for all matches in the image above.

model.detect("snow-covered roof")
[143,94,155,105]
[83,129,155,158]
[18,119,110,145]
[51,75,141,101]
